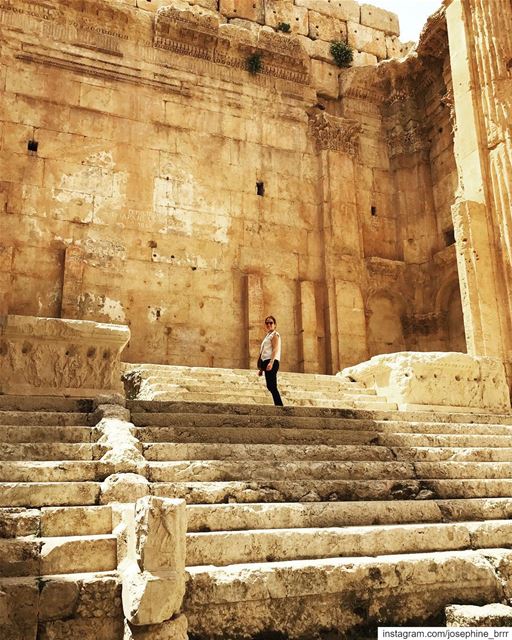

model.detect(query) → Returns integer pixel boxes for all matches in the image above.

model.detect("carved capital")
[387,122,430,157]
[308,111,361,155]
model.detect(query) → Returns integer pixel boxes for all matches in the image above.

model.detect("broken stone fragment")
[100,473,150,504]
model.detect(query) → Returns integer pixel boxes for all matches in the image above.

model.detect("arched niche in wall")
[366,291,406,357]
[435,279,466,353]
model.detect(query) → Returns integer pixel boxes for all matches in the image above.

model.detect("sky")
[365,0,443,42]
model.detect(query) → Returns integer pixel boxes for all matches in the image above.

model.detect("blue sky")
[365,0,442,41]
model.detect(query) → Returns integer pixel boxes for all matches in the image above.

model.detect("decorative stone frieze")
[386,122,431,157]
[0,315,130,397]
[308,110,361,154]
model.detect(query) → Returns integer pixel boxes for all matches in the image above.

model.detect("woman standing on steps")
[257,315,283,406]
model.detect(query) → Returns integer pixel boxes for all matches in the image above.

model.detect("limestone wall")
[0,0,464,373]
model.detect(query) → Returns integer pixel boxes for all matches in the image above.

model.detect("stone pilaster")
[444,0,512,384]
[245,273,264,368]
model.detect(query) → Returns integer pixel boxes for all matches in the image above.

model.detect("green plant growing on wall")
[330,40,353,67]
[276,22,291,33]
[246,52,263,74]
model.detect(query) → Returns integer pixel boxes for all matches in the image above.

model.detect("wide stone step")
[184,549,509,638]
[128,401,512,424]
[144,443,396,462]
[147,460,512,483]
[0,461,99,482]
[143,442,512,463]
[185,498,512,532]
[152,478,512,504]
[0,396,93,412]
[0,482,101,507]
[147,460,417,482]
[0,506,112,538]
[136,425,512,447]
[0,411,93,426]
[186,520,512,566]
[0,534,117,576]
[131,411,512,434]
[0,443,97,461]
[0,425,95,443]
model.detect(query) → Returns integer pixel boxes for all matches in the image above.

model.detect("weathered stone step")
[185,498,512,532]
[0,461,99,482]
[137,425,512,447]
[128,400,512,424]
[132,411,512,435]
[0,396,93,412]
[0,425,95,443]
[144,443,395,462]
[0,534,117,576]
[0,411,93,426]
[186,520,512,566]
[143,442,512,463]
[0,505,112,538]
[183,549,510,638]
[148,460,417,482]
[147,460,512,483]
[152,478,512,504]
[0,482,101,507]
[0,442,97,461]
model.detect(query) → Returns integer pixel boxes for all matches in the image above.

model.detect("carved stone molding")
[308,111,362,155]
[402,311,447,336]
[366,257,406,277]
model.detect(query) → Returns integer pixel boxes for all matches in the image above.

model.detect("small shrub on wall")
[330,40,354,68]
[247,53,263,74]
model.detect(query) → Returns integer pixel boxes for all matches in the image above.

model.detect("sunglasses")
[265,321,274,325]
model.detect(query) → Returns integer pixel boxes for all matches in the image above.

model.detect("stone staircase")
[2,366,512,638]
[0,396,123,639]
[122,364,396,410]
[128,395,512,638]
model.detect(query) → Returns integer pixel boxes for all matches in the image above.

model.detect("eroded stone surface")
[341,352,511,412]
[100,473,150,504]
[446,603,512,627]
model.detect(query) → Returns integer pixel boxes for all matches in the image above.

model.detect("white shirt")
[260,330,281,362]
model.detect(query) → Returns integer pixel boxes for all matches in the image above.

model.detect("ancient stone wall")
[0,0,464,373]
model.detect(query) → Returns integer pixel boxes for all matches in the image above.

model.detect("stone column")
[0,245,13,315]
[444,0,512,383]
[308,109,366,373]
[61,245,85,320]
[245,273,264,368]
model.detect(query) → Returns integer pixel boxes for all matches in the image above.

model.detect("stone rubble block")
[446,603,512,627]
[122,497,187,626]
[0,507,40,537]
[219,0,265,24]
[347,20,386,59]
[125,614,188,639]
[340,352,512,413]
[39,580,80,622]
[97,416,147,475]
[40,535,117,575]
[310,59,339,99]
[100,473,150,504]
[41,505,113,537]
[360,3,399,36]
[0,577,39,640]
[308,10,347,42]
[294,0,360,23]
[264,0,309,36]
[184,551,504,636]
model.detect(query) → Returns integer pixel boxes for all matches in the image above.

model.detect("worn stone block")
[347,21,386,58]
[308,10,346,42]
[310,59,339,99]
[360,3,399,37]
[0,578,39,640]
[219,0,264,23]
[264,1,308,35]
[294,0,359,22]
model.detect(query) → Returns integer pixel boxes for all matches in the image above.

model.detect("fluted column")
[444,0,512,383]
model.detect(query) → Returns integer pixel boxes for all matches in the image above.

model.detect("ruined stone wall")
[0,0,464,373]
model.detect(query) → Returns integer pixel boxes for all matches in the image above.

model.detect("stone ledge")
[340,352,511,413]
[0,315,130,397]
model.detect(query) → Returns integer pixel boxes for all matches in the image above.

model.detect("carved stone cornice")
[366,257,406,277]
[308,111,362,154]
[403,311,447,336]
[154,5,309,84]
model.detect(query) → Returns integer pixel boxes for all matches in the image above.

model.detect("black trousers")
[262,359,283,406]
